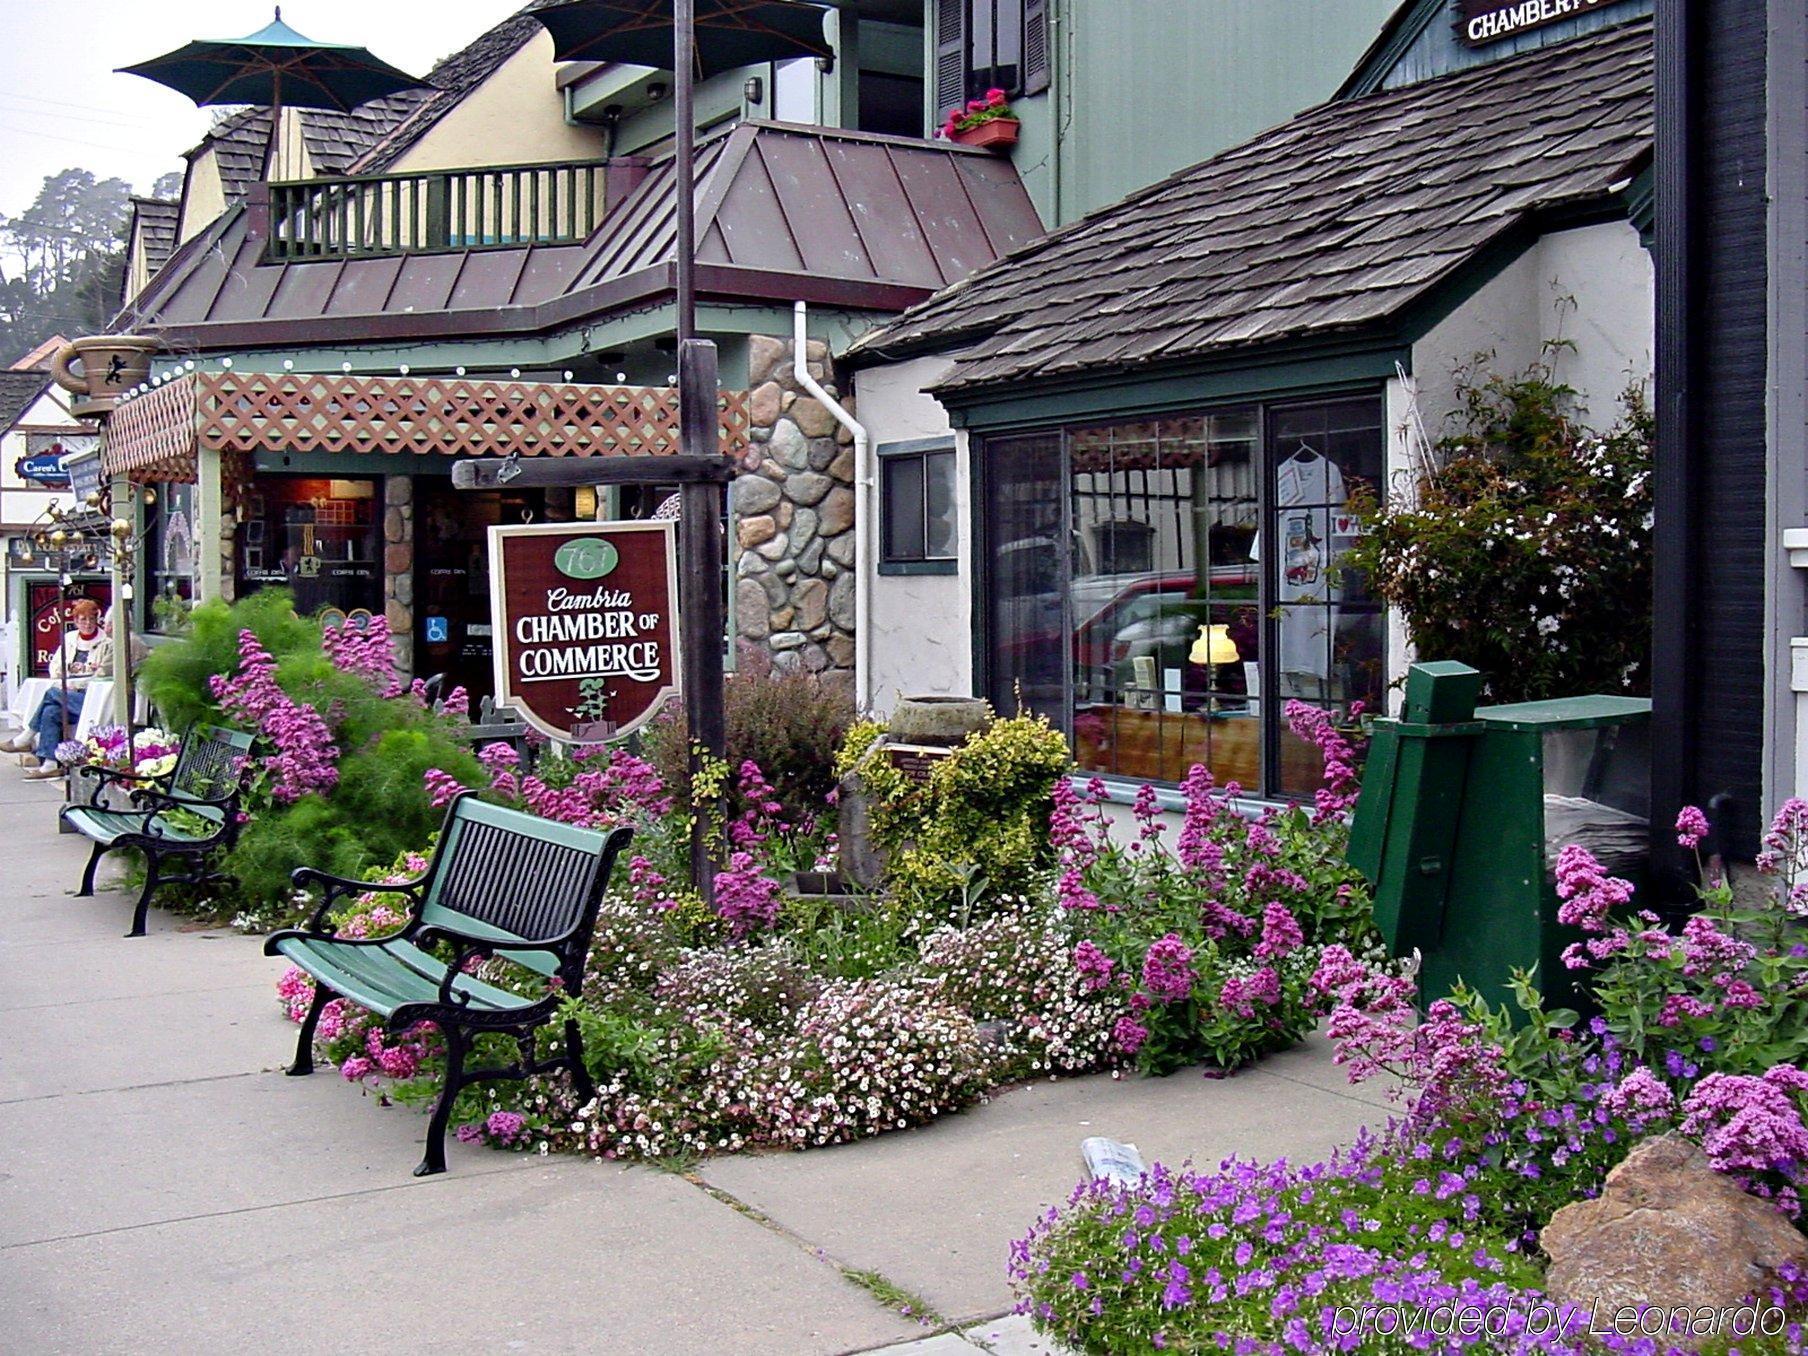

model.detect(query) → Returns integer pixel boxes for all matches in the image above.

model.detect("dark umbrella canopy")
[531,0,832,79]
[117,8,429,112]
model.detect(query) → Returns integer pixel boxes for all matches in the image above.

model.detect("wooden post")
[674,0,696,343]
[680,339,725,898]
[109,472,132,728]
[196,446,225,604]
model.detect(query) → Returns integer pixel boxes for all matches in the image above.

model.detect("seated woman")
[5,603,145,778]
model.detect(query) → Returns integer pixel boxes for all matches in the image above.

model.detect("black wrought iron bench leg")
[77,840,107,898]
[288,983,333,1076]
[416,1024,468,1178]
[565,1017,596,1105]
[127,854,162,938]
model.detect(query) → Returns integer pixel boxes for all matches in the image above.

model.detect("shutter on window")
[934,0,969,126]
[1023,0,1050,96]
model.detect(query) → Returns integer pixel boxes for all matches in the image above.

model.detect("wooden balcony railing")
[266,159,613,262]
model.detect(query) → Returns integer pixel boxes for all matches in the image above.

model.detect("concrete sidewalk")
[0,775,1390,1354]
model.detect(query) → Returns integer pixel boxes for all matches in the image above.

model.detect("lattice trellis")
[105,372,749,484]
[104,376,199,483]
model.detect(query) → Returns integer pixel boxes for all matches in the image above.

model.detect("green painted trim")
[943,345,1408,432]
[252,451,444,477]
[184,303,879,385]
[878,559,958,576]
[876,435,956,457]
[1336,0,1444,100]
[1624,163,1656,251]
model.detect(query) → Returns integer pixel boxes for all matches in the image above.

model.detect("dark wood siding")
[1661,0,1771,859]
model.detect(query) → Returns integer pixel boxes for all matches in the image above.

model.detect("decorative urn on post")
[49,335,160,418]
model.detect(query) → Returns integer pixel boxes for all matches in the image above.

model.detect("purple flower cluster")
[323,616,402,696]
[210,629,339,802]
[1140,934,1196,1004]
[714,852,784,938]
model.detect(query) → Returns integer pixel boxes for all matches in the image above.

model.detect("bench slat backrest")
[418,796,621,982]
[162,725,256,825]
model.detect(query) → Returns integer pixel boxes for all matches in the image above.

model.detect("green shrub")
[840,711,1072,922]
[642,642,853,825]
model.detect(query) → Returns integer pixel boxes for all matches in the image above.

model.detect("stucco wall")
[1411,221,1654,440]
[848,355,973,717]
[388,31,603,174]
[177,148,226,246]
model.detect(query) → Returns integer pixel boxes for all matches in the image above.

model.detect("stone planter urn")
[49,335,160,415]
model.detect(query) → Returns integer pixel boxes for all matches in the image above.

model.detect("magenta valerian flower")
[1681,1064,1808,1201]
[1112,1015,1149,1056]
[1073,940,1116,993]
[1601,1066,1676,1121]
[714,852,784,937]
[1552,844,1633,933]
[1253,901,1303,961]
[210,629,340,802]
[1675,804,1711,850]
[1141,934,1197,1004]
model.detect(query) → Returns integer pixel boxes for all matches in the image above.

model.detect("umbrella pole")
[675,0,696,342]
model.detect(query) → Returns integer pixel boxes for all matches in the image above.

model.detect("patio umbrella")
[118,7,430,172]
[531,0,833,79]
[528,0,833,339]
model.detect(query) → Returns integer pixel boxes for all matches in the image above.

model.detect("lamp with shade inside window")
[1190,623,1240,711]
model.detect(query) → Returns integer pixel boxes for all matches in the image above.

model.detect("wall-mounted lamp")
[743,74,764,105]
[645,80,667,102]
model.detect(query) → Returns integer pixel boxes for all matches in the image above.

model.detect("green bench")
[61,723,256,937]
[266,792,631,1176]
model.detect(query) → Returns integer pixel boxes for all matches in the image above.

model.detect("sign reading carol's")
[488,521,682,744]
[1457,0,1631,47]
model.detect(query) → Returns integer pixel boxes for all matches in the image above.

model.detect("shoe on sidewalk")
[23,761,63,779]
[2,730,34,753]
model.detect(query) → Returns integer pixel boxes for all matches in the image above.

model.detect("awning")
[103,370,750,483]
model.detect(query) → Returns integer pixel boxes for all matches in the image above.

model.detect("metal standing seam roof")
[119,121,1045,347]
[847,17,1654,394]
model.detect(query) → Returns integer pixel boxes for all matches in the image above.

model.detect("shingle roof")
[0,371,49,431]
[849,17,1653,393]
[129,197,179,276]
[120,122,1044,347]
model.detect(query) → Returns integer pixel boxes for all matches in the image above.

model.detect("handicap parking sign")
[424,616,450,644]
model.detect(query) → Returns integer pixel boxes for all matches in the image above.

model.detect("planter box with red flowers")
[943,87,1020,151]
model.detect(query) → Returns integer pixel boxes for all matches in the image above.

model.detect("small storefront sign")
[487,522,682,743]
[1456,0,1631,47]
[885,742,955,786]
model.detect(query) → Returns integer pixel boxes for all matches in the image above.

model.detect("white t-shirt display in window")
[1257,446,1356,687]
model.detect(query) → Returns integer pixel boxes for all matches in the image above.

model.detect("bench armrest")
[290,866,428,936]
[73,764,167,808]
[413,923,574,1007]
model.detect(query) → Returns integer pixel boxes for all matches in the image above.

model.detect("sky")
[0,1,515,219]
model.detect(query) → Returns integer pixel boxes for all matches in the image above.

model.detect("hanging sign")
[1456,0,1631,47]
[487,521,682,743]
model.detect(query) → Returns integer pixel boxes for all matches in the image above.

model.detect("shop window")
[879,439,959,574]
[235,476,382,618]
[933,0,1049,125]
[145,481,196,633]
[977,395,1384,802]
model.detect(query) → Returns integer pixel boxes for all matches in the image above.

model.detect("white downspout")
[793,301,871,711]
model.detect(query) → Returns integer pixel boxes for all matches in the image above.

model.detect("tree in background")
[0,167,131,363]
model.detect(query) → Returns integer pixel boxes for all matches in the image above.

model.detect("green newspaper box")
[1347,661,1651,1012]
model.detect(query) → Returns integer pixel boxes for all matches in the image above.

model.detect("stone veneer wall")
[732,334,857,683]
[382,475,414,676]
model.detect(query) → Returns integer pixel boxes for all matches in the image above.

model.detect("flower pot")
[951,118,1020,151]
[49,335,160,415]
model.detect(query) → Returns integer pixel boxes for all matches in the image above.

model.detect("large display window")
[978,394,1385,800]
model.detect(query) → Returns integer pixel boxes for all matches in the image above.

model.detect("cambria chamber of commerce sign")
[1457,0,1631,47]
[488,522,682,743]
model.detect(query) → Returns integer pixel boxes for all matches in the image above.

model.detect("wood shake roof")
[849,17,1653,394]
